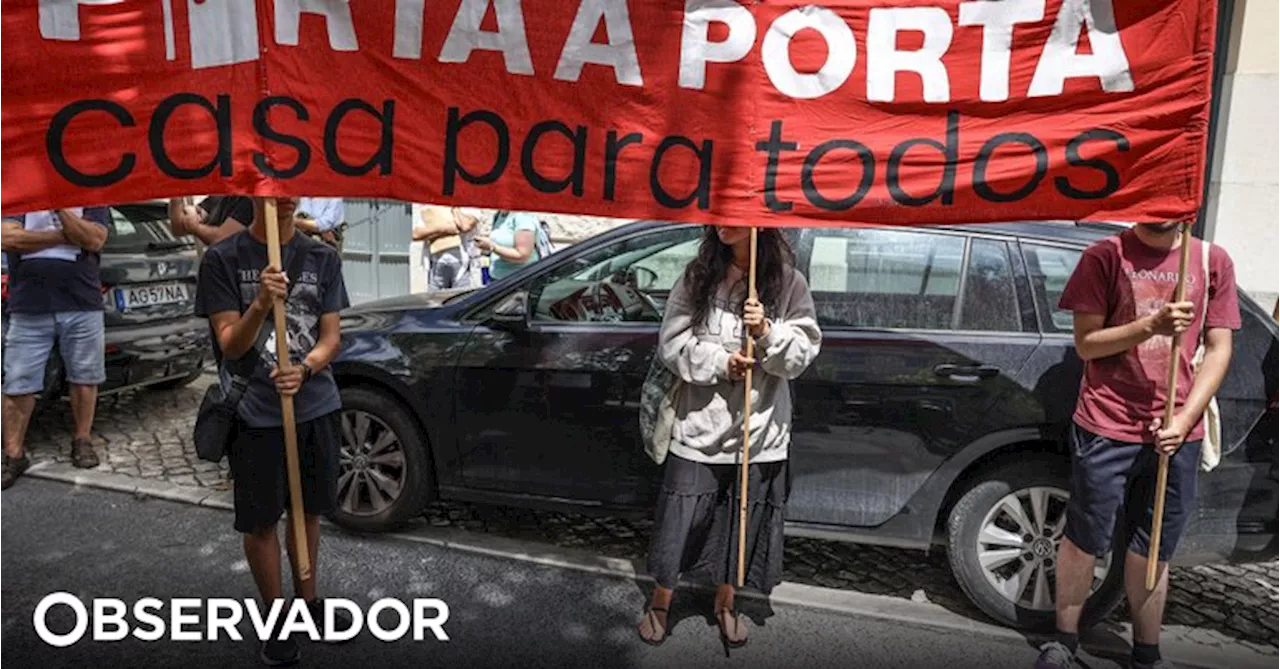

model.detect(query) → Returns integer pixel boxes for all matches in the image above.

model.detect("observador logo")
[33,593,450,645]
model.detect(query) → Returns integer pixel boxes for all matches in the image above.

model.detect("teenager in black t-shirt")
[194,197,351,665]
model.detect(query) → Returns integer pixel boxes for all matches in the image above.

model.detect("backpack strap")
[1198,240,1212,341]
[1191,240,1214,371]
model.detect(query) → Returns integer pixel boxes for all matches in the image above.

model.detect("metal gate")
[340,199,413,305]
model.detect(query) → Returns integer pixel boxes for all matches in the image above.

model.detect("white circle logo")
[34,592,89,647]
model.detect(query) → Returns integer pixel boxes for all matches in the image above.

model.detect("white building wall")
[1202,0,1279,311]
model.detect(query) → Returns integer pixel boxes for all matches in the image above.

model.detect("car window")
[1021,243,1083,333]
[959,238,1021,332]
[103,204,189,253]
[530,227,700,324]
[807,228,964,329]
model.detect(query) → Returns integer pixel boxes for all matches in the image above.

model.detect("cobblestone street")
[20,375,1279,654]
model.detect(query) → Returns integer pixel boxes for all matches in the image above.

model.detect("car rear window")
[104,204,192,253]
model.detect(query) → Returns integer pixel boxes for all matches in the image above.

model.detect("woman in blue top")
[476,211,540,280]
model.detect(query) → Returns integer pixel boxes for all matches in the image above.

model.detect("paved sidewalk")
[26,376,231,490]
[17,375,1279,656]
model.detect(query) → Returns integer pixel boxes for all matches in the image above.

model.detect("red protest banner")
[1,0,1216,226]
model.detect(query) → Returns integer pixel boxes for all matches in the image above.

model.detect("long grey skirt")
[646,454,789,594]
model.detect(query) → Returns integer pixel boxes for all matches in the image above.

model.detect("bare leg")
[244,525,284,603]
[1125,550,1169,645]
[2,394,37,458]
[68,384,98,441]
[1054,537,1097,634]
[285,514,322,602]
[638,586,673,643]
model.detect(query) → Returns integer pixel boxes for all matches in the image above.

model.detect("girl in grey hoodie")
[638,225,821,651]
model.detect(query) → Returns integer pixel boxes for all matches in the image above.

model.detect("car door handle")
[933,364,1001,381]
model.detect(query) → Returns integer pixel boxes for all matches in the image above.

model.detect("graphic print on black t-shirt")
[195,232,350,428]
[236,266,325,368]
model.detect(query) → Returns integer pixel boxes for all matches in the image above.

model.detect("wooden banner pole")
[263,198,312,582]
[737,227,758,588]
[1146,223,1193,591]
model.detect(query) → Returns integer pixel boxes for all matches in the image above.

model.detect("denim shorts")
[2,311,105,395]
[1064,423,1201,562]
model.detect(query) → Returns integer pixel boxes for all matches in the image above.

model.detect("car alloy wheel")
[975,486,1112,612]
[338,409,408,517]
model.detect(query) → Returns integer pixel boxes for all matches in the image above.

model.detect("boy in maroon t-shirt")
[1035,222,1239,669]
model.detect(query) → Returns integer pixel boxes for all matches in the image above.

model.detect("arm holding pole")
[1073,303,1194,362]
[1150,327,1232,454]
[751,272,821,380]
[657,277,734,387]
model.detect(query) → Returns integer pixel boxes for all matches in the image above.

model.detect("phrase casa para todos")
[42,0,1138,211]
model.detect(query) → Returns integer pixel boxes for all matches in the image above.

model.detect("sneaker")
[2,454,30,490]
[308,599,356,644]
[70,438,99,469]
[259,635,300,667]
[1035,641,1078,669]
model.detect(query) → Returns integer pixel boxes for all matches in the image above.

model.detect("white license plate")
[117,282,190,311]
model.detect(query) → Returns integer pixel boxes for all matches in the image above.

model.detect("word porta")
[32,593,449,647]
[39,0,1131,104]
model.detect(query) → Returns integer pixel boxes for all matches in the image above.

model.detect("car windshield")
[104,204,193,254]
[569,243,671,280]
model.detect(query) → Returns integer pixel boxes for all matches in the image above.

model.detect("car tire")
[328,386,433,533]
[946,458,1125,630]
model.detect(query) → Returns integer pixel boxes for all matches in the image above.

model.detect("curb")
[24,461,1276,669]
[25,459,234,511]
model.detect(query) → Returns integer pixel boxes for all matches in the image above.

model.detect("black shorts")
[229,411,341,534]
[1064,423,1201,562]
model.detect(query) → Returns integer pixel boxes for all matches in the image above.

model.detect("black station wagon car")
[329,220,1277,629]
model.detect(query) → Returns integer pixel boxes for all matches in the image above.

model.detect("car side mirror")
[489,290,529,329]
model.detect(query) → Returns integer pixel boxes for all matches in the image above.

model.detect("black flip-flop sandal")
[717,609,748,654]
[639,606,669,647]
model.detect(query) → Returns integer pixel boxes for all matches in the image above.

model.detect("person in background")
[412,205,479,291]
[1035,222,1239,669]
[638,225,821,651]
[1,207,112,489]
[475,210,540,281]
[169,195,255,246]
[194,197,351,665]
[293,197,345,252]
